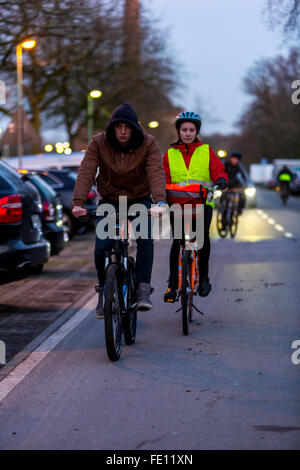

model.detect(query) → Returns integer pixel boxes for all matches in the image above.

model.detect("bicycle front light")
[244,187,256,197]
[214,189,222,198]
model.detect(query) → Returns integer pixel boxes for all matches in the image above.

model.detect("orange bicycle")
[166,184,218,335]
[177,232,203,335]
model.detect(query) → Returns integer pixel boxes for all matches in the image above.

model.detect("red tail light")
[0,194,22,223]
[87,190,96,199]
[43,201,55,221]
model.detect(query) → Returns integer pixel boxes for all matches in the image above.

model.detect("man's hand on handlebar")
[148,201,167,218]
[72,205,87,218]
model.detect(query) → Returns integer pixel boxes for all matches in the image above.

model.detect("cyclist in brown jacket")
[72,102,166,317]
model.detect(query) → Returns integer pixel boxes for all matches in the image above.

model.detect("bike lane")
[0,233,299,450]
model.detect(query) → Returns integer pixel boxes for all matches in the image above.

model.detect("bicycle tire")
[181,251,192,335]
[104,263,123,361]
[216,207,229,238]
[123,256,137,345]
[230,207,239,238]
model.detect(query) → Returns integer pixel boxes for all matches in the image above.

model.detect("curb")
[0,287,96,381]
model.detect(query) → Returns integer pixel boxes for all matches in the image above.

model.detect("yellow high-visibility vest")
[168,145,213,207]
[278,173,292,182]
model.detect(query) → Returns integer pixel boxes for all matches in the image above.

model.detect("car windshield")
[0,161,23,185]
[29,174,57,199]
[46,171,77,188]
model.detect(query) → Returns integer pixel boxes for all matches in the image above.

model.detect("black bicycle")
[84,209,137,362]
[216,189,241,238]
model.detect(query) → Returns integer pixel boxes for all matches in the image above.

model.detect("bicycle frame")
[103,214,135,313]
[178,239,199,295]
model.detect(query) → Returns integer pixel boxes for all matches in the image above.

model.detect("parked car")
[18,170,68,255]
[0,161,50,279]
[34,169,98,237]
[290,171,300,195]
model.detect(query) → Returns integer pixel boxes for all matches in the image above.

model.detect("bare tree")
[236,48,300,161]
[265,0,300,39]
[0,0,180,152]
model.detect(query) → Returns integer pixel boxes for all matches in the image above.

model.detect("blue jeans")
[94,198,154,287]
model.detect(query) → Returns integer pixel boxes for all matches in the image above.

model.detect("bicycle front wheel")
[230,208,239,238]
[104,263,123,361]
[181,251,193,335]
[123,256,137,345]
[216,207,229,238]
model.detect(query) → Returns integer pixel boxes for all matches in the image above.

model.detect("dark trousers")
[94,198,153,287]
[168,205,213,289]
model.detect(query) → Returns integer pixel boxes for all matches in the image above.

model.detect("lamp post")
[87,90,102,143]
[16,39,36,168]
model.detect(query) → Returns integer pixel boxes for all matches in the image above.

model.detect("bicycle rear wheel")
[123,256,137,345]
[104,263,123,361]
[280,185,289,205]
[181,251,193,335]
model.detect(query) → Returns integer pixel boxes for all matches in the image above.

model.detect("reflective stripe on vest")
[167,145,213,207]
[166,183,208,205]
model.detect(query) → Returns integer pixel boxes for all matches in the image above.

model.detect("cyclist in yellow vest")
[163,111,228,301]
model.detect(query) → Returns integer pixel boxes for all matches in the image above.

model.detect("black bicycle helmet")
[175,111,201,133]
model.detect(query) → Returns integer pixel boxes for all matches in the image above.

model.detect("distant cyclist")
[276,164,293,204]
[162,111,228,302]
[276,164,293,188]
[224,151,248,215]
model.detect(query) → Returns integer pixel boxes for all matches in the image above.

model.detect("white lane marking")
[256,209,294,238]
[0,294,97,403]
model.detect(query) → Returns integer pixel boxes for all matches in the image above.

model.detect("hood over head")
[106,102,145,152]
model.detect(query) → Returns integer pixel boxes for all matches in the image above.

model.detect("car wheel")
[29,264,44,275]
[62,210,75,238]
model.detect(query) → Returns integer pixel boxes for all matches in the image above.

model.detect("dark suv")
[0,161,50,278]
[36,169,98,237]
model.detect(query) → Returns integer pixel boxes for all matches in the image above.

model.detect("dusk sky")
[148,0,290,135]
[0,0,291,142]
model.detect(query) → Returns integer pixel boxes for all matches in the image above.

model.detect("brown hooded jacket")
[72,103,166,206]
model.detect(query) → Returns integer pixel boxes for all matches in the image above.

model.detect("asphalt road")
[0,188,299,450]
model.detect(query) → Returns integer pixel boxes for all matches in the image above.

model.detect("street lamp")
[16,39,36,168]
[87,90,102,143]
[148,121,159,129]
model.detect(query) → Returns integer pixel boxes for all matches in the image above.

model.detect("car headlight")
[244,187,256,197]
